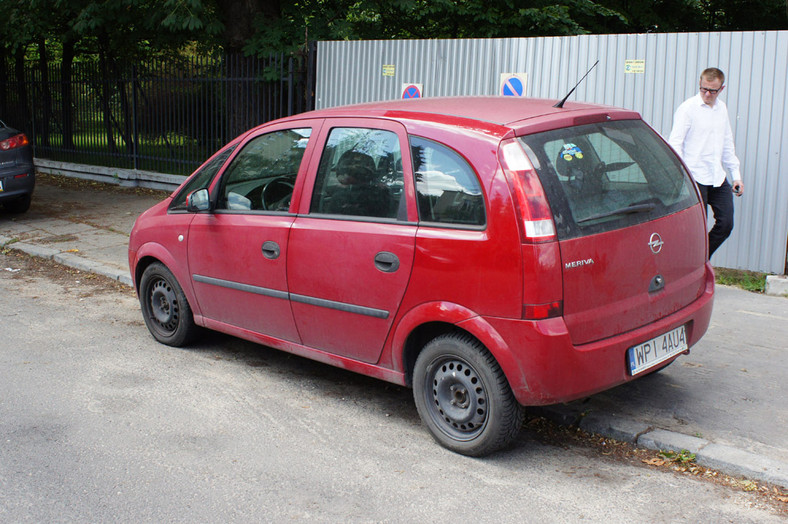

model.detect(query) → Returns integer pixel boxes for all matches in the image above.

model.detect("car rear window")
[518,119,697,239]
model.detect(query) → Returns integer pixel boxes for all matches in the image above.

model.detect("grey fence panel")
[316,31,788,274]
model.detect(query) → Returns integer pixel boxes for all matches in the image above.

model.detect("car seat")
[327,150,391,217]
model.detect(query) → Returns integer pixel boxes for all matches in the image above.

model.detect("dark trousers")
[697,179,734,258]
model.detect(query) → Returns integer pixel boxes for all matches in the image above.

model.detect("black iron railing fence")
[1,45,316,176]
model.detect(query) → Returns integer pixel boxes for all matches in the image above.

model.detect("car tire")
[4,194,31,213]
[139,262,198,346]
[413,333,524,456]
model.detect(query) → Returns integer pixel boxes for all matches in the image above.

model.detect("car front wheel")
[139,262,197,346]
[413,333,524,456]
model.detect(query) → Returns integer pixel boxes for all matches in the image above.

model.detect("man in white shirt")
[668,67,743,258]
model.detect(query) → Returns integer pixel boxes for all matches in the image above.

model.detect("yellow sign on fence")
[625,60,645,74]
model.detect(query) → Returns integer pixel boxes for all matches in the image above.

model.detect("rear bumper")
[0,164,35,202]
[484,263,715,406]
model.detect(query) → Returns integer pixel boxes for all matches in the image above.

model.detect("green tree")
[596,0,787,31]
[243,0,630,55]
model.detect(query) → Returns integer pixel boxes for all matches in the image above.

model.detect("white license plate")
[627,325,688,376]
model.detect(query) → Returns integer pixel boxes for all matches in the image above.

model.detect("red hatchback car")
[129,97,714,456]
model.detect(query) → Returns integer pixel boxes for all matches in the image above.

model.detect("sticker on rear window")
[561,143,584,161]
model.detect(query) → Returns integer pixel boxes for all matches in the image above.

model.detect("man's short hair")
[701,67,725,84]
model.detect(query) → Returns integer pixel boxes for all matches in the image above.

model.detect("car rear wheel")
[139,262,197,346]
[413,333,524,456]
[3,194,31,213]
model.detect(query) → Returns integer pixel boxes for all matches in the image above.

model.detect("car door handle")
[262,241,281,260]
[374,251,400,273]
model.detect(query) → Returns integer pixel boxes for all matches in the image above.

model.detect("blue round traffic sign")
[402,84,422,99]
[501,76,524,96]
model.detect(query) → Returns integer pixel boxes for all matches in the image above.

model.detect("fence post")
[131,64,139,171]
[306,41,316,113]
[26,61,36,156]
[287,56,294,116]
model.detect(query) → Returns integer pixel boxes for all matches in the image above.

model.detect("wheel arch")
[394,302,528,397]
[131,243,200,318]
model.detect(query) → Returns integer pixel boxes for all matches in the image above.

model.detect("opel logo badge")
[648,233,664,254]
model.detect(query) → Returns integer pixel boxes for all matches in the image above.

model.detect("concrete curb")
[533,405,788,490]
[34,158,183,192]
[1,236,133,287]
[765,275,788,297]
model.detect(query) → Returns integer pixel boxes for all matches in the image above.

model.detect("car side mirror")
[187,188,211,212]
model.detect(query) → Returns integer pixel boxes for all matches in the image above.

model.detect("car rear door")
[518,119,707,345]
[558,211,707,345]
[287,119,417,364]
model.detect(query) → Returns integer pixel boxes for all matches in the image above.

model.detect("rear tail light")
[500,139,563,320]
[498,139,556,243]
[0,133,29,151]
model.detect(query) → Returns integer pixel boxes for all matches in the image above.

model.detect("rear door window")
[310,127,404,220]
[518,120,697,239]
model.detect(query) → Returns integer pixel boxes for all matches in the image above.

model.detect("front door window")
[217,128,311,212]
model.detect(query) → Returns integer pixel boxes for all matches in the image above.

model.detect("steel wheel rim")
[149,278,180,334]
[425,356,488,441]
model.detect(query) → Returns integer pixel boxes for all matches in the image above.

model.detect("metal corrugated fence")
[316,32,788,274]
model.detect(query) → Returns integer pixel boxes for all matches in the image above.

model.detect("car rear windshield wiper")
[577,202,656,224]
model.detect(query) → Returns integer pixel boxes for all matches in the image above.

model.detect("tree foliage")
[2,0,785,61]
[243,0,632,55]
[241,0,787,55]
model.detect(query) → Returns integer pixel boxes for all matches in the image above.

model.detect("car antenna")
[553,60,600,108]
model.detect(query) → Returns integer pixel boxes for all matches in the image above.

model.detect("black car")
[0,119,34,213]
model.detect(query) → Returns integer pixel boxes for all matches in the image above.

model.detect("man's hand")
[732,180,744,196]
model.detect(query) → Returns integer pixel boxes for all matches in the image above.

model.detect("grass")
[714,267,768,293]
[34,127,220,176]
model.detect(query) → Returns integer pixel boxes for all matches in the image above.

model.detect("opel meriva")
[129,97,714,456]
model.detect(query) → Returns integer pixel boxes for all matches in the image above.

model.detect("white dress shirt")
[668,93,741,187]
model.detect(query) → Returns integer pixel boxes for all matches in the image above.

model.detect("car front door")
[187,122,320,343]
[287,120,417,363]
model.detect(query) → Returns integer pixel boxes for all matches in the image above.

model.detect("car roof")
[286,96,641,137]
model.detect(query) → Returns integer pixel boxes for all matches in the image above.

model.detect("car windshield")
[518,119,698,239]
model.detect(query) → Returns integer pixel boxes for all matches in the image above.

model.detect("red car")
[129,97,714,456]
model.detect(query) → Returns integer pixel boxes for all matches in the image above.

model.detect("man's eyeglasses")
[700,86,723,95]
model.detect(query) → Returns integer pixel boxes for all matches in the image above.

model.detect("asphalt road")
[1,251,784,522]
